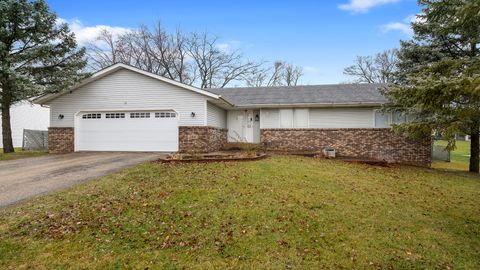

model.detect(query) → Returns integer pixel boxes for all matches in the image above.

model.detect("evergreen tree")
[0,0,87,153]
[384,0,480,173]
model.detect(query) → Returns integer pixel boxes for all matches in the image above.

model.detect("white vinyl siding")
[260,109,279,128]
[207,102,227,128]
[309,108,374,128]
[0,101,50,148]
[48,69,207,127]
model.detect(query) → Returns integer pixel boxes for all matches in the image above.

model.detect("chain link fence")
[432,144,450,162]
[22,129,48,150]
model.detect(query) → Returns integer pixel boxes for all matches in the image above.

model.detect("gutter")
[228,102,386,109]
[218,96,234,107]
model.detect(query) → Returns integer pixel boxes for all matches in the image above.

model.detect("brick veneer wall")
[261,128,432,166]
[48,127,74,154]
[179,126,227,152]
[48,126,227,154]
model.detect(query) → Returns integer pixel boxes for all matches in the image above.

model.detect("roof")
[206,83,387,108]
[34,63,233,106]
[33,64,386,108]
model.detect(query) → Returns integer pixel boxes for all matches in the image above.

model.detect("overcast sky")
[47,0,421,85]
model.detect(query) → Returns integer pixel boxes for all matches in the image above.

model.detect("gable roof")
[206,83,387,107]
[34,63,232,105]
[34,64,387,108]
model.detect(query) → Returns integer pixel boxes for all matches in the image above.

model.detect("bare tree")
[343,49,398,83]
[148,24,196,84]
[245,61,304,87]
[283,63,303,86]
[86,29,124,70]
[244,65,271,87]
[186,32,261,88]
[86,23,303,88]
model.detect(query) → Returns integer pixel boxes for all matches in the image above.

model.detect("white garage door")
[75,111,178,152]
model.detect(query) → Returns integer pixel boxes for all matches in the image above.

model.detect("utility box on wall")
[322,147,336,158]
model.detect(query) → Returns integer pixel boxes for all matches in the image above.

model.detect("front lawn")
[0,156,479,269]
[0,148,48,161]
[432,140,472,171]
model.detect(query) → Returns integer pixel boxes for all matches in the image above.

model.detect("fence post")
[22,129,25,150]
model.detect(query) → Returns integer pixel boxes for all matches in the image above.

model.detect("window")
[293,109,309,128]
[260,109,278,129]
[279,109,294,128]
[277,109,308,128]
[374,111,389,128]
[155,112,176,118]
[130,112,150,118]
[375,111,409,128]
[106,113,125,119]
[82,113,101,119]
[392,112,406,124]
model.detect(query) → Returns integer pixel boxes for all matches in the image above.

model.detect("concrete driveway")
[0,152,166,208]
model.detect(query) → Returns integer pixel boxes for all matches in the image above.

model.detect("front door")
[227,110,260,143]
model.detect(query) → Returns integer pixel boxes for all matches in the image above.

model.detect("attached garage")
[33,64,232,153]
[75,110,178,152]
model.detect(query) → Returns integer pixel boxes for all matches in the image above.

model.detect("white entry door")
[227,110,260,143]
[75,111,178,152]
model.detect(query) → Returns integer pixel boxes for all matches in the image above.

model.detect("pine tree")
[384,0,480,173]
[0,0,88,153]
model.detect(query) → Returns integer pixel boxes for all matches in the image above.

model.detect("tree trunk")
[1,102,14,153]
[470,124,480,173]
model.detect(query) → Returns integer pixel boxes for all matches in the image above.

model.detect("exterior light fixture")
[255,114,260,121]
[58,114,64,120]
[191,112,196,118]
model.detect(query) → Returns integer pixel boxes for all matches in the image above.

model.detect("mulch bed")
[155,153,268,164]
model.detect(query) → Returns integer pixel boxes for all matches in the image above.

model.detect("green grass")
[0,156,479,269]
[0,148,48,161]
[432,140,472,171]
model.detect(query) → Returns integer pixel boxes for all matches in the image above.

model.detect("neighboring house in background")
[34,63,431,166]
[0,101,50,148]
[455,134,470,141]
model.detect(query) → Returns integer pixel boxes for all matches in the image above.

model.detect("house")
[0,101,50,148]
[34,63,431,165]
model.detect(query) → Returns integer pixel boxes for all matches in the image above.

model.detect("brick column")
[48,127,74,154]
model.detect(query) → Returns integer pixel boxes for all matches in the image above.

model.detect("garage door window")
[130,112,150,118]
[106,113,125,119]
[155,112,176,118]
[82,113,101,119]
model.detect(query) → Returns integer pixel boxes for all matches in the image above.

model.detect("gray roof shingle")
[206,83,387,107]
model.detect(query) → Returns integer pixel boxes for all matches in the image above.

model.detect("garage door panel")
[76,111,178,152]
